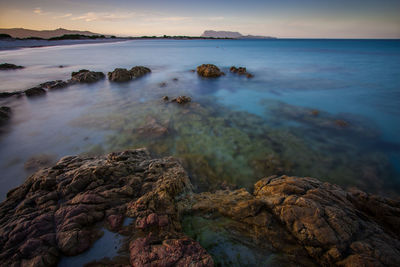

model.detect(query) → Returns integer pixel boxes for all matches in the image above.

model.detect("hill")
[0,28,103,39]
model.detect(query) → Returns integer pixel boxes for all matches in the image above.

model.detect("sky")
[0,0,399,38]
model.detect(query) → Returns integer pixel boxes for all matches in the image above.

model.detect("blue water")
[0,39,399,199]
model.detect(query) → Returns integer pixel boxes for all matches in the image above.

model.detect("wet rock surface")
[197,64,224,78]
[40,80,69,90]
[24,86,46,97]
[0,63,24,70]
[0,149,212,267]
[108,66,151,82]
[71,69,105,83]
[184,175,400,266]
[0,148,399,266]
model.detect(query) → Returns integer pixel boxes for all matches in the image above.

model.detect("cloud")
[33,8,42,14]
[71,12,135,22]
[208,16,225,21]
[53,13,72,19]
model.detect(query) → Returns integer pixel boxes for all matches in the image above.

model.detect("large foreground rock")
[0,149,212,267]
[0,149,399,267]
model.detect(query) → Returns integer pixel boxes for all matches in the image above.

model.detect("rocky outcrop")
[197,64,224,78]
[0,63,24,70]
[1,148,399,267]
[0,91,23,98]
[0,149,212,267]
[108,66,151,82]
[0,106,11,124]
[185,175,400,267]
[172,96,192,104]
[40,80,69,90]
[71,69,105,83]
[230,66,254,78]
[24,86,46,97]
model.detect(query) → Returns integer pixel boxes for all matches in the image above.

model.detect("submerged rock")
[108,66,151,82]
[0,63,24,70]
[24,154,57,172]
[71,69,105,83]
[40,80,69,90]
[171,96,192,104]
[0,106,11,124]
[197,64,224,78]
[24,86,46,97]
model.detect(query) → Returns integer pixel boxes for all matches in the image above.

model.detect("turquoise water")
[0,39,400,199]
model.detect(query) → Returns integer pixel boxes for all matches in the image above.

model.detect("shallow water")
[1,39,400,200]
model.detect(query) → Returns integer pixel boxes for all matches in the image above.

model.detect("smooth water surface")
[1,39,400,200]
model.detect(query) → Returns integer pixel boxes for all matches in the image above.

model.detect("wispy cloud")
[33,8,42,15]
[71,12,135,22]
[54,13,72,19]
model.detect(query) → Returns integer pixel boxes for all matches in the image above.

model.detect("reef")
[0,63,24,70]
[108,66,151,82]
[197,64,225,78]
[0,149,399,266]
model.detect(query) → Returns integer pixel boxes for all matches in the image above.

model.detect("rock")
[0,106,11,124]
[129,237,213,267]
[0,91,23,98]
[197,64,224,78]
[40,80,69,90]
[130,66,151,78]
[135,116,169,138]
[171,96,192,104]
[107,68,133,82]
[0,149,203,266]
[71,69,105,83]
[173,78,179,82]
[230,66,254,78]
[159,82,167,87]
[186,175,400,266]
[311,110,320,116]
[0,63,24,70]
[24,87,46,97]
[162,96,169,101]
[335,119,349,127]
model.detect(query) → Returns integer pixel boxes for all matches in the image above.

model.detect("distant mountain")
[201,30,275,39]
[0,28,102,39]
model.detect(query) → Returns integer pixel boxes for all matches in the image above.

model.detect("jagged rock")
[71,69,105,83]
[108,66,151,82]
[40,80,69,90]
[24,87,46,97]
[0,63,24,70]
[172,96,192,104]
[197,64,224,78]
[185,175,400,267]
[0,106,11,124]
[0,149,209,266]
[130,66,151,78]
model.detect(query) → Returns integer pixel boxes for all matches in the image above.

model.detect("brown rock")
[25,87,46,97]
[71,69,105,83]
[171,96,191,104]
[197,64,224,78]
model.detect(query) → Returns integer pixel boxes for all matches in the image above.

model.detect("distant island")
[201,30,276,39]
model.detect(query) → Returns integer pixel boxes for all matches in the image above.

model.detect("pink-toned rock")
[107,214,124,231]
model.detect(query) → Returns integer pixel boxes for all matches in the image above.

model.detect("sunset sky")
[0,0,399,38]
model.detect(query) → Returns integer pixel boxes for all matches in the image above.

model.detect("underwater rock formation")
[0,149,212,266]
[71,69,105,83]
[108,66,151,82]
[0,106,11,124]
[197,64,224,78]
[24,86,46,97]
[0,149,399,266]
[0,63,24,70]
